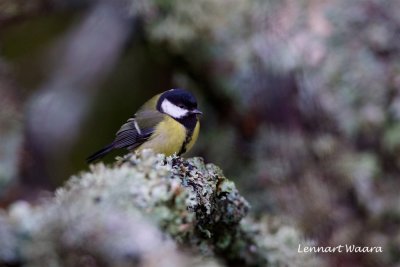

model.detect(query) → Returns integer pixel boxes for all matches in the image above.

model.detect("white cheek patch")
[161,99,188,118]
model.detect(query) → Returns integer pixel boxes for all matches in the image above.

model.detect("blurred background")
[1,0,400,266]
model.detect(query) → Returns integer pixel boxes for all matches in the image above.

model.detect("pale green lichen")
[0,150,320,267]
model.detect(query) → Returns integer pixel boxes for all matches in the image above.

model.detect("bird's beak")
[190,109,203,115]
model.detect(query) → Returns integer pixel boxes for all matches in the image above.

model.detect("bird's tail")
[86,143,114,163]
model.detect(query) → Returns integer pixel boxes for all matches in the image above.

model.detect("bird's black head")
[157,89,202,119]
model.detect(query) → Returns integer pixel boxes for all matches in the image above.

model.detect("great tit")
[87,89,202,163]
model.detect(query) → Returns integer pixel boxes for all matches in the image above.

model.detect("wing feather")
[112,108,164,150]
[87,94,164,162]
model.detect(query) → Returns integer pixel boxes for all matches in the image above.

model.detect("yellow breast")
[135,115,193,156]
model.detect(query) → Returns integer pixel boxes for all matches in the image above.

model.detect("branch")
[0,150,320,267]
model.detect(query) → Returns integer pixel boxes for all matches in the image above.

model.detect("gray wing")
[113,110,164,150]
[86,103,164,163]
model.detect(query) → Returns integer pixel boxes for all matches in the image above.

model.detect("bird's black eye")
[178,104,185,108]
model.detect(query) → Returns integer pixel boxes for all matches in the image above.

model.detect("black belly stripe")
[176,114,198,156]
[178,128,194,155]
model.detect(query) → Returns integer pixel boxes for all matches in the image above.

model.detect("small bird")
[87,89,202,163]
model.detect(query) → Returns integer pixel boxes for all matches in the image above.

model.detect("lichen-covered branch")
[0,150,320,267]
